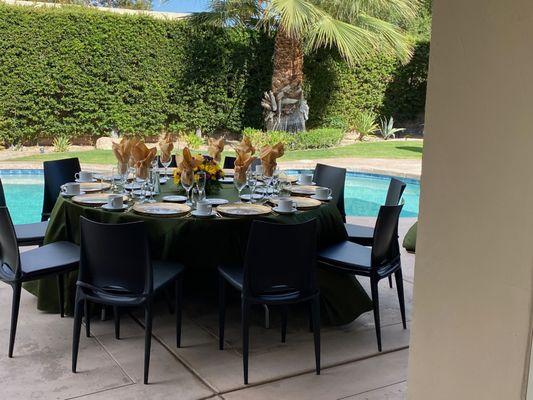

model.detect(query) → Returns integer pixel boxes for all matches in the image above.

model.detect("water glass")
[234,175,247,202]
[196,171,206,199]
[181,169,194,205]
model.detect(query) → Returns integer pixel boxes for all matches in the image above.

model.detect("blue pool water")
[0,169,419,224]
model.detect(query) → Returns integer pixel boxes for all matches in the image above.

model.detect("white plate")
[124,183,142,190]
[310,194,333,201]
[240,194,264,201]
[205,198,229,206]
[160,177,169,184]
[132,190,157,196]
[191,210,217,218]
[162,195,187,203]
[273,206,298,215]
[220,177,234,184]
[296,181,316,186]
[101,204,128,212]
[61,191,86,198]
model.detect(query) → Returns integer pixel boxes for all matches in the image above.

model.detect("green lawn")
[10,140,422,165]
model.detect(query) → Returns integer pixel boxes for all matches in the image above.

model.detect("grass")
[8,140,422,165]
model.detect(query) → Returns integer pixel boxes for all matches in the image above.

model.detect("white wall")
[408,0,533,398]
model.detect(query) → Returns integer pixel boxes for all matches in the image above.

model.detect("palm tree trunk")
[262,28,309,132]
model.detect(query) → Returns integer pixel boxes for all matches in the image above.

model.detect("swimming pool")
[0,169,419,224]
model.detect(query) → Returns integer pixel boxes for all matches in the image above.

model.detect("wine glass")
[161,156,172,183]
[234,174,247,202]
[145,170,157,203]
[181,169,194,205]
[196,171,206,201]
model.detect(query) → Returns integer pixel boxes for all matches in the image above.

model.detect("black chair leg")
[84,300,91,338]
[394,270,407,329]
[113,306,120,340]
[308,302,313,333]
[8,282,22,358]
[242,301,250,385]
[163,287,174,315]
[370,279,382,352]
[72,297,83,373]
[176,275,183,348]
[388,275,393,289]
[143,301,153,385]
[281,306,288,343]
[311,297,321,375]
[218,275,226,350]
[57,274,65,318]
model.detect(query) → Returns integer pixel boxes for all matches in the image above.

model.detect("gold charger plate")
[216,203,271,217]
[79,182,111,193]
[289,185,323,196]
[270,196,322,210]
[279,175,298,184]
[132,202,191,217]
[72,193,129,207]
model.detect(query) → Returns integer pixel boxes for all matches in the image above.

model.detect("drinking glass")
[181,169,194,205]
[145,170,157,203]
[234,175,247,202]
[196,171,206,200]
[161,157,172,183]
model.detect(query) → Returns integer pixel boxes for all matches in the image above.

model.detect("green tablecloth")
[25,183,372,325]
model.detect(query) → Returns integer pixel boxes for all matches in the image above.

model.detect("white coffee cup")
[62,182,80,196]
[75,171,93,182]
[196,201,212,215]
[107,194,123,209]
[299,173,313,185]
[315,187,332,200]
[278,198,294,212]
[255,165,263,175]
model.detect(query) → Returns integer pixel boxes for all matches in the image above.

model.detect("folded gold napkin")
[131,141,157,180]
[112,137,139,174]
[236,136,255,155]
[234,148,256,182]
[260,142,284,177]
[207,137,225,162]
[178,147,201,186]
[159,133,174,164]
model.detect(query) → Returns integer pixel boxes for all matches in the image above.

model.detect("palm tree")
[193,0,419,132]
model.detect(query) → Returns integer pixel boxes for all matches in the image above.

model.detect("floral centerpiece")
[173,154,224,195]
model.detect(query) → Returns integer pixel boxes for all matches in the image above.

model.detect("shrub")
[53,136,70,152]
[243,128,294,149]
[243,127,343,151]
[182,132,203,150]
[349,111,378,139]
[323,115,348,131]
[378,116,405,140]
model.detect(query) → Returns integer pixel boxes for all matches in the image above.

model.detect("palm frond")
[188,0,260,28]
[318,0,419,24]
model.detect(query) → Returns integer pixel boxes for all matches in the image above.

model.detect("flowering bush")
[173,154,224,194]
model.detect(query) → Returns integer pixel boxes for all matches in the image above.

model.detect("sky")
[152,0,210,13]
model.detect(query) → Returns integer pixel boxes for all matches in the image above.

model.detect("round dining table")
[24,180,372,326]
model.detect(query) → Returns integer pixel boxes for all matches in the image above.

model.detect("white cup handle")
[328,188,332,197]
[74,172,80,180]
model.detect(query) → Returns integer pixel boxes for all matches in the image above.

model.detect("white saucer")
[160,177,169,184]
[221,177,234,183]
[162,195,187,203]
[273,206,298,215]
[296,181,316,186]
[191,210,217,218]
[124,183,141,190]
[132,190,157,196]
[240,194,264,201]
[310,195,332,201]
[61,191,86,198]
[76,178,97,183]
[101,204,128,211]
[205,198,229,206]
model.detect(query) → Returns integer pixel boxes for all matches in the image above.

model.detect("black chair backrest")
[157,154,177,168]
[385,178,407,206]
[0,207,21,279]
[243,219,318,300]
[371,204,403,270]
[313,164,346,221]
[223,156,236,169]
[42,158,81,220]
[0,178,6,207]
[79,218,152,297]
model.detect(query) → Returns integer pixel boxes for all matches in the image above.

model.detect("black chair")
[72,218,185,384]
[0,206,79,357]
[42,158,81,221]
[313,164,346,221]
[0,178,48,246]
[223,156,236,169]
[345,178,406,246]
[157,154,177,168]
[318,204,406,352]
[218,220,320,384]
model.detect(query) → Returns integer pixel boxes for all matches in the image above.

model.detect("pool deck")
[0,217,416,400]
[0,157,422,179]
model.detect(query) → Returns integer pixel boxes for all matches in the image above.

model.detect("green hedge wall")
[0,5,273,144]
[0,4,428,145]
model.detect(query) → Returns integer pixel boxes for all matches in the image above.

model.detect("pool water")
[0,170,419,224]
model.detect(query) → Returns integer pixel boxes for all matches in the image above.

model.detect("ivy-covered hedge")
[0,5,273,144]
[0,4,428,145]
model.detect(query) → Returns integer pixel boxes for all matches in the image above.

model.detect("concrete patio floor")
[0,217,416,400]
